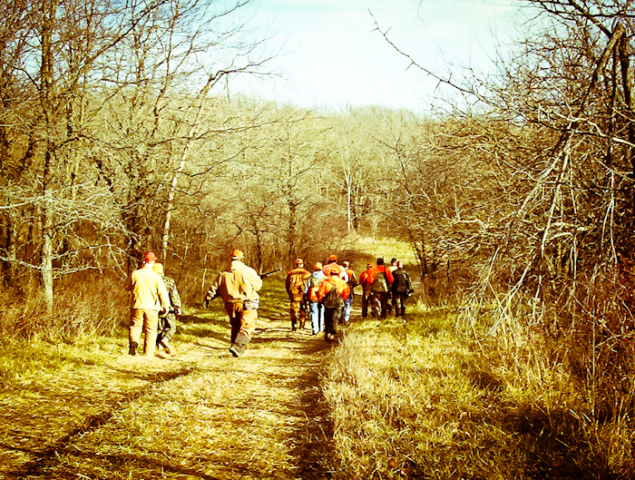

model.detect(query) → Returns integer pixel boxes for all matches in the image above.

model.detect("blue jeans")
[310,302,324,334]
[340,296,353,323]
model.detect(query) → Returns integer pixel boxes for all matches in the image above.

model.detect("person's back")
[391,261,411,317]
[214,260,263,304]
[286,258,311,331]
[306,263,326,335]
[368,258,393,319]
[204,250,263,357]
[317,271,350,340]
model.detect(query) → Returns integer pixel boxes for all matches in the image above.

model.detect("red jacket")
[359,268,374,294]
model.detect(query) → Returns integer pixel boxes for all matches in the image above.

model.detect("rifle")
[260,268,282,279]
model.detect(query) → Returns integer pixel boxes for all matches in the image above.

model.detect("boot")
[159,340,173,354]
[230,332,250,357]
[128,342,138,356]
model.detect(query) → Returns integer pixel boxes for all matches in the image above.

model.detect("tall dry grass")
[0,272,129,343]
[322,301,635,479]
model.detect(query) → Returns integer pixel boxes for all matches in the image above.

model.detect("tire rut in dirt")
[8,365,196,479]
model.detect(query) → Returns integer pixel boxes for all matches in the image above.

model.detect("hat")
[314,262,323,271]
[231,249,244,260]
[343,261,350,268]
[143,251,157,263]
[152,263,164,275]
[366,263,373,268]
[295,258,303,265]
[328,254,337,262]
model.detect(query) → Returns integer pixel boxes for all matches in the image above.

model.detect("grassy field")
[1,242,634,479]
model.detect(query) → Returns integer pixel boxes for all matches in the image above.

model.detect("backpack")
[322,282,343,309]
[370,271,388,293]
[393,272,409,293]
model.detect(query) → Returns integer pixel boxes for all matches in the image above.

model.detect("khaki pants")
[129,308,159,356]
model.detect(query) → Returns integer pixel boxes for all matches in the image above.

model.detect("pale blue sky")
[230,0,527,112]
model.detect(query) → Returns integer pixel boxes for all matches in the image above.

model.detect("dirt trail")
[1,316,337,480]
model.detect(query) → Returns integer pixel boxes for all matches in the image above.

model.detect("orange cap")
[231,250,244,260]
[314,262,323,271]
[295,258,303,265]
[143,251,157,263]
[328,254,337,262]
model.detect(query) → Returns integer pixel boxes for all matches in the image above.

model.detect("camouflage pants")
[290,299,307,330]
[156,313,177,346]
[371,291,390,319]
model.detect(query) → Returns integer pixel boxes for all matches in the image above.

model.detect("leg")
[129,309,144,355]
[290,300,300,331]
[323,308,337,339]
[310,302,320,334]
[226,303,242,344]
[361,293,369,318]
[158,313,177,353]
[318,303,325,333]
[380,292,389,319]
[371,292,381,319]
[142,309,159,356]
[341,297,352,323]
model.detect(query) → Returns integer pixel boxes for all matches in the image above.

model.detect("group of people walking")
[285,255,413,341]
[126,249,412,359]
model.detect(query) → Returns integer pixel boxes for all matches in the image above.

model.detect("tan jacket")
[128,264,170,311]
[206,260,263,304]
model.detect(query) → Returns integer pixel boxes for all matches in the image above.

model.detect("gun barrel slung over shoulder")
[260,268,282,278]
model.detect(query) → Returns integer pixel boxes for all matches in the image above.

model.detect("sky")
[228,0,530,113]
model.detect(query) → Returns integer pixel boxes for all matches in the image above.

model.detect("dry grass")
[322,302,635,479]
[0,275,338,479]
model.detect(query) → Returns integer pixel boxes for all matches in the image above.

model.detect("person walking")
[368,257,394,319]
[316,269,350,341]
[391,261,412,317]
[322,254,348,282]
[305,262,326,335]
[152,263,182,354]
[203,250,263,357]
[340,260,358,323]
[285,258,311,331]
[358,263,374,318]
[387,258,399,314]
[127,251,170,357]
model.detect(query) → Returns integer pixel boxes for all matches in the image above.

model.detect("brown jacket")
[206,260,263,304]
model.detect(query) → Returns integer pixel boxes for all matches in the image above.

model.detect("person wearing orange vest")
[340,260,358,323]
[316,269,350,340]
[322,254,348,282]
[305,262,326,335]
[358,263,374,318]
[368,257,394,319]
[285,258,311,331]
[203,250,263,357]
